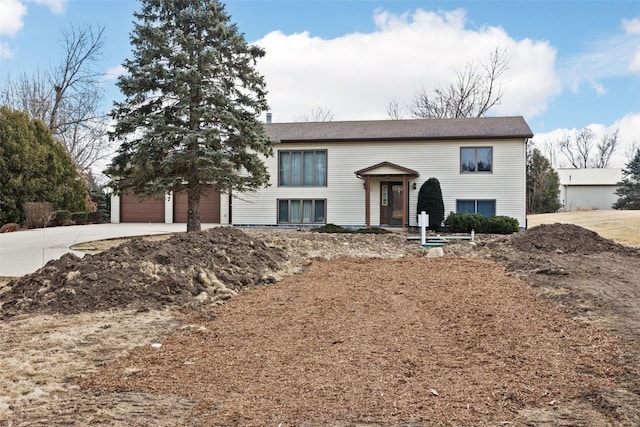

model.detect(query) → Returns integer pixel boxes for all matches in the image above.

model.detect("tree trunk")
[187,189,201,232]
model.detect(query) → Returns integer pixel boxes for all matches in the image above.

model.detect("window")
[456,199,496,217]
[279,150,327,186]
[460,147,492,172]
[278,199,326,224]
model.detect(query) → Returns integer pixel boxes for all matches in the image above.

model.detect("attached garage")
[173,190,221,223]
[120,192,165,223]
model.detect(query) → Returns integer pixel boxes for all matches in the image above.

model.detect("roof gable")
[354,161,419,177]
[265,116,533,143]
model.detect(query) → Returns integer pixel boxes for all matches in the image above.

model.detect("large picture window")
[278,199,326,224]
[279,150,327,186]
[460,147,492,173]
[456,199,496,217]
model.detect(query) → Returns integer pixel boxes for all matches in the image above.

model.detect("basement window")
[278,199,326,224]
[456,199,496,217]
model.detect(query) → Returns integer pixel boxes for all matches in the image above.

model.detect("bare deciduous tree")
[293,106,335,122]
[386,97,405,120]
[558,128,619,169]
[542,140,559,169]
[410,47,509,119]
[1,24,109,175]
[1,71,52,122]
[558,128,592,168]
[593,129,619,169]
[624,141,640,161]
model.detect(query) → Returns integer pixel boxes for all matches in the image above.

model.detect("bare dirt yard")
[1,212,640,426]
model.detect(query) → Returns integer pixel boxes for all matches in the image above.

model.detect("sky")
[1,0,639,168]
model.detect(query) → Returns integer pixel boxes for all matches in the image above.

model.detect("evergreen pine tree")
[613,148,640,210]
[417,178,445,230]
[105,0,273,231]
[526,147,560,213]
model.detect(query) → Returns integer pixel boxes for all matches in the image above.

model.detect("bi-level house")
[111,116,533,229]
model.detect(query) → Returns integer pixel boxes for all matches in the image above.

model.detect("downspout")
[402,176,408,228]
[228,190,232,225]
[365,175,371,229]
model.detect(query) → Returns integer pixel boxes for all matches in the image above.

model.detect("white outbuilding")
[557,168,623,211]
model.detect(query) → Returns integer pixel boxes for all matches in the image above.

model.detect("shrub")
[445,212,519,234]
[313,224,391,234]
[353,227,391,234]
[52,210,72,227]
[484,216,519,234]
[88,211,104,224]
[313,224,349,233]
[0,223,20,233]
[23,202,54,229]
[417,178,445,230]
[71,211,89,225]
[445,212,485,233]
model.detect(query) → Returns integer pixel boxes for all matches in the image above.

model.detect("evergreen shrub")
[52,210,72,226]
[88,211,104,223]
[444,212,519,234]
[71,211,89,225]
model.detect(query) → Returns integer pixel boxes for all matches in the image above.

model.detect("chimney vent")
[266,112,272,123]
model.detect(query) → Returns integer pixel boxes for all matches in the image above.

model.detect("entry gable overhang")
[354,161,420,178]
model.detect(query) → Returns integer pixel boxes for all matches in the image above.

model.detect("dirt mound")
[508,223,637,255]
[3,222,640,425]
[0,227,288,318]
[447,223,640,260]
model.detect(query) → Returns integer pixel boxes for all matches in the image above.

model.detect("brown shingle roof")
[265,116,533,142]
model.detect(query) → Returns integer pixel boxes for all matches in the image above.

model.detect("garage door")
[120,192,165,223]
[174,190,220,223]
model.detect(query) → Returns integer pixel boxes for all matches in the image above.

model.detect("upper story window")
[278,150,327,186]
[461,147,492,173]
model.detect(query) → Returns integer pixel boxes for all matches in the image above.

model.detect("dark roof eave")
[275,134,533,144]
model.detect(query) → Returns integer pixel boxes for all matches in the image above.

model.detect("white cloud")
[104,65,126,81]
[626,18,640,73]
[255,8,559,122]
[590,81,606,96]
[630,51,640,73]
[531,113,640,168]
[0,0,27,36]
[0,41,13,58]
[28,0,66,14]
[622,18,640,35]
[562,17,640,94]
[0,0,67,59]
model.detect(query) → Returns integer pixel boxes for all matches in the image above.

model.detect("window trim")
[460,146,493,173]
[278,149,328,187]
[277,199,327,224]
[456,199,496,217]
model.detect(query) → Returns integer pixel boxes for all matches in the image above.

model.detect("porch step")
[407,234,474,242]
[421,242,446,248]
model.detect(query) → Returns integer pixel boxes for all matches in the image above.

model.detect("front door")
[380,182,403,226]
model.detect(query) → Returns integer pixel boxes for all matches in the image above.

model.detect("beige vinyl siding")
[440,140,526,227]
[233,143,367,226]
[233,138,527,228]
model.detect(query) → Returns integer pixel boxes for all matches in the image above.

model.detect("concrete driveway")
[0,223,218,277]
